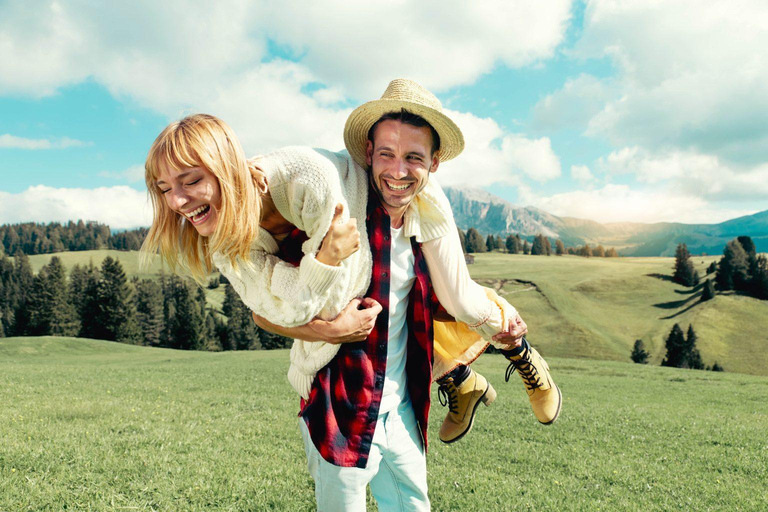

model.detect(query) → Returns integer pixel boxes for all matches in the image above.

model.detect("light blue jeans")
[299,399,430,511]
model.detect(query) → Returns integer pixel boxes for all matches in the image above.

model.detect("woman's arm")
[422,221,525,345]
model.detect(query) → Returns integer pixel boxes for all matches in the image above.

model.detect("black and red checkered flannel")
[277,192,436,468]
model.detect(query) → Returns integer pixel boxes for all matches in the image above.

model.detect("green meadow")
[29,250,768,376]
[2,337,766,510]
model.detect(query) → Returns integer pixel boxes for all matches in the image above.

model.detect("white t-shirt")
[379,224,416,414]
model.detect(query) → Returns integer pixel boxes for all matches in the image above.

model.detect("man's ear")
[366,140,374,167]
[429,152,440,173]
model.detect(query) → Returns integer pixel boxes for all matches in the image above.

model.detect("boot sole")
[537,384,562,425]
[440,382,495,444]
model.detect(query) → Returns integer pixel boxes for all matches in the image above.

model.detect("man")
[253,79,561,510]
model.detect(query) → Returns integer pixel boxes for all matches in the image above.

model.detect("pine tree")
[716,239,749,291]
[555,239,565,256]
[134,278,164,346]
[711,362,724,372]
[465,228,486,254]
[594,245,606,258]
[606,247,619,257]
[701,279,715,302]
[631,339,649,364]
[531,235,544,255]
[661,323,686,367]
[84,256,139,342]
[673,243,696,286]
[11,251,34,335]
[45,257,79,336]
[751,255,768,300]
[458,229,467,254]
[506,234,517,254]
[168,278,205,350]
[684,325,705,370]
[486,234,495,252]
[706,261,717,275]
[522,241,530,255]
[222,284,261,350]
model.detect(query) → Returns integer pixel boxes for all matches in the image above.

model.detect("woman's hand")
[316,204,360,266]
[492,312,528,348]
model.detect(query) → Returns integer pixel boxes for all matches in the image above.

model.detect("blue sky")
[1,1,767,229]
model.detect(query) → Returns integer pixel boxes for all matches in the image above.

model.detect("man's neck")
[384,205,406,229]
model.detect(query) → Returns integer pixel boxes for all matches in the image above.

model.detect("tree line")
[0,252,289,351]
[459,228,619,257]
[672,237,768,301]
[631,324,724,372]
[0,221,148,255]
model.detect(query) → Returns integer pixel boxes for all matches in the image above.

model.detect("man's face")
[366,119,439,223]
[156,162,222,237]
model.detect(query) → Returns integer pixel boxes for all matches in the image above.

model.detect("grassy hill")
[23,249,768,376]
[29,250,164,279]
[1,337,765,510]
[468,253,768,377]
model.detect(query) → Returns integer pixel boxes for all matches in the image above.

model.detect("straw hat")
[343,78,465,168]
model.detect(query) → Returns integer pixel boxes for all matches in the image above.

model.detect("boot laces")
[505,349,543,391]
[437,380,459,414]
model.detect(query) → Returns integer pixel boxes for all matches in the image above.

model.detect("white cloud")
[0,1,572,148]
[599,146,768,201]
[259,0,573,98]
[436,111,561,187]
[0,185,151,230]
[0,134,91,149]
[574,0,768,164]
[522,184,755,225]
[571,164,594,183]
[99,165,145,183]
[533,74,614,130]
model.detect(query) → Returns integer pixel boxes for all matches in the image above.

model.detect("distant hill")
[445,186,768,256]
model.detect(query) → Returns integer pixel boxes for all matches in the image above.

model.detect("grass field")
[467,253,768,377]
[1,337,766,510]
[24,250,768,376]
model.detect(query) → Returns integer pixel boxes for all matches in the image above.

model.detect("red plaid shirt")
[277,192,436,468]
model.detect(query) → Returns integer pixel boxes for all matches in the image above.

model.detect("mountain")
[444,186,768,256]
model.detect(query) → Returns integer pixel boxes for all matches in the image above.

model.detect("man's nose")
[391,159,409,179]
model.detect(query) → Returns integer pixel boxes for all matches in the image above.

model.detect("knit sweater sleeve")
[213,228,346,328]
[422,219,516,339]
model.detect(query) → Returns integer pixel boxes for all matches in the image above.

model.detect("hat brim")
[343,99,465,168]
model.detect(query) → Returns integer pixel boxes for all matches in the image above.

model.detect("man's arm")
[252,297,382,344]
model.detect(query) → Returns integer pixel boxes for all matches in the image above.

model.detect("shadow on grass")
[646,273,675,282]
[674,282,705,295]
[659,295,703,319]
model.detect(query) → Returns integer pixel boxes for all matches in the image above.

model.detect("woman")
[141,114,518,399]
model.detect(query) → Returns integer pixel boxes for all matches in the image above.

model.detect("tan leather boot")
[505,341,562,424]
[438,368,497,443]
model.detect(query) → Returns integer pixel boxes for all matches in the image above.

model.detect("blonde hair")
[141,114,261,283]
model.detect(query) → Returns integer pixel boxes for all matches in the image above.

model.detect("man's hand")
[491,312,528,348]
[316,204,360,266]
[251,297,382,344]
[309,297,382,344]
[246,156,269,194]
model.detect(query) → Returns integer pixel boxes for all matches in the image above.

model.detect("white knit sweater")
[213,147,512,398]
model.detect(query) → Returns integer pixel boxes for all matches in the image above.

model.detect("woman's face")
[156,163,222,237]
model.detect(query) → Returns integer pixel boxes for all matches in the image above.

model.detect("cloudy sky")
[1,0,767,229]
